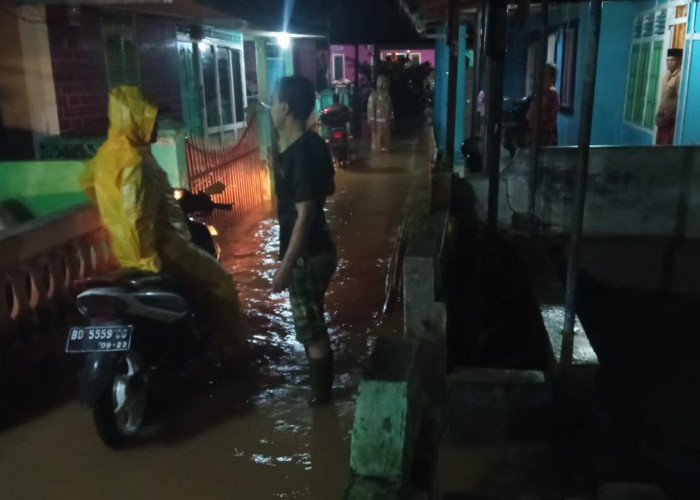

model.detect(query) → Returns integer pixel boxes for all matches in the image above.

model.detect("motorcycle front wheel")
[92,352,148,448]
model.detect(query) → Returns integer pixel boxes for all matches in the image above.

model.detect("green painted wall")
[0,160,87,219]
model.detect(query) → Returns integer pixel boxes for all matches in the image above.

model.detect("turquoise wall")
[433,23,467,158]
[434,25,448,150]
[455,24,467,157]
[555,5,588,146]
[504,31,528,100]
[591,1,637,145]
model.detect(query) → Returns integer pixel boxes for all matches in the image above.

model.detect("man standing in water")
[270,76,337,405]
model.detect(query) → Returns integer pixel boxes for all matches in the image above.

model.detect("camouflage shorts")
[288,251,337,344]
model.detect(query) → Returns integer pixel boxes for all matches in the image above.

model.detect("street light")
[276,33,291,50]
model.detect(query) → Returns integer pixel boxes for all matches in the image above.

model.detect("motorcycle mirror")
[203,182,226,195]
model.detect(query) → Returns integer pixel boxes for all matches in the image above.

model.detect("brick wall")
[46,5,109,136]
[46,7,183,137]
[135,15,182,120]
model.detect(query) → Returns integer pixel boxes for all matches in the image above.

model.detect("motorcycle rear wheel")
[92,352,148,448]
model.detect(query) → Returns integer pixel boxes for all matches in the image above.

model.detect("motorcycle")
[502,96,532,157]
[65,183,231,448]
[319,104,351,169]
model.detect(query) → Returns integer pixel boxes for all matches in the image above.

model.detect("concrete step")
[438,443,589,499]
[446,368,553,445]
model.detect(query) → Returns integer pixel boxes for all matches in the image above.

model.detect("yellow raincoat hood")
[81,86,180,272]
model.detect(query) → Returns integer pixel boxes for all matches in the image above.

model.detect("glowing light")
[276,33,291,50]
[207,225,219,236]
[173,189,184,200]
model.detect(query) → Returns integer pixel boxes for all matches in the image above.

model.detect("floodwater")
[0,134,429,500]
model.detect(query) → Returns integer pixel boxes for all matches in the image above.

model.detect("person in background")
[367,75,394,153]
[526,63,560,146]
[656,48,682,145]
[270,76,337,406]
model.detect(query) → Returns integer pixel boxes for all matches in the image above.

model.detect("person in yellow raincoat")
[367,75,394,153]
[80,86,247,359]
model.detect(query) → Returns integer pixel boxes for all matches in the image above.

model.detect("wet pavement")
[0,133,429,500]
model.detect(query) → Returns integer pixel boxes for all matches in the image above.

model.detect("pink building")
[329,45,373,83]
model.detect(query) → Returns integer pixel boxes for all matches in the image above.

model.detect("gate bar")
[484,0,507,233]
[563,0,603,335]
[527,0,549,234]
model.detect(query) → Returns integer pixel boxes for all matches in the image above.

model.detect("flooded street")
[0,134,429,500]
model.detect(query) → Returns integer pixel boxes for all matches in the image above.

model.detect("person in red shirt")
[527,63,560,146]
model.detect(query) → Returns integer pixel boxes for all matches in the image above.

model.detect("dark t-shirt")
[275,130,335,260]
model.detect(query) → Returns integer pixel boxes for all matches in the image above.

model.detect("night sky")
[205,0,427,44]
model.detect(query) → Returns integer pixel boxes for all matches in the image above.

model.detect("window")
[177,41,203,135]
[624,2,688,130]
[410,53,421,65]
[243,40,258,99]
[199,42,246,135]
[102,12,138,87]
[332,54,345,81]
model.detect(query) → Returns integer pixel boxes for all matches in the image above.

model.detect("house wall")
[432,24,466,160]
[0,6,33,159]
[504,31,528,100]
[591,1,637,145]
[134,15,181,119]
[677,2,700,145]
[553,4,587,147]
[46,6,184,137]
[46,5,110,136]
[330,45,370,83]
[293,38,318,85]
[1,6,61,160]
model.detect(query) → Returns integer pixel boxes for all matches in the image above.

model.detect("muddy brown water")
[0,135,428,500]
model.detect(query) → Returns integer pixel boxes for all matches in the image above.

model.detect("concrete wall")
[475,146,700,237]
[0,160,86,218]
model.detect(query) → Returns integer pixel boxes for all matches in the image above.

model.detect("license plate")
[65,325,133,353]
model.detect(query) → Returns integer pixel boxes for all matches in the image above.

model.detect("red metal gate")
[185,114,271,220]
